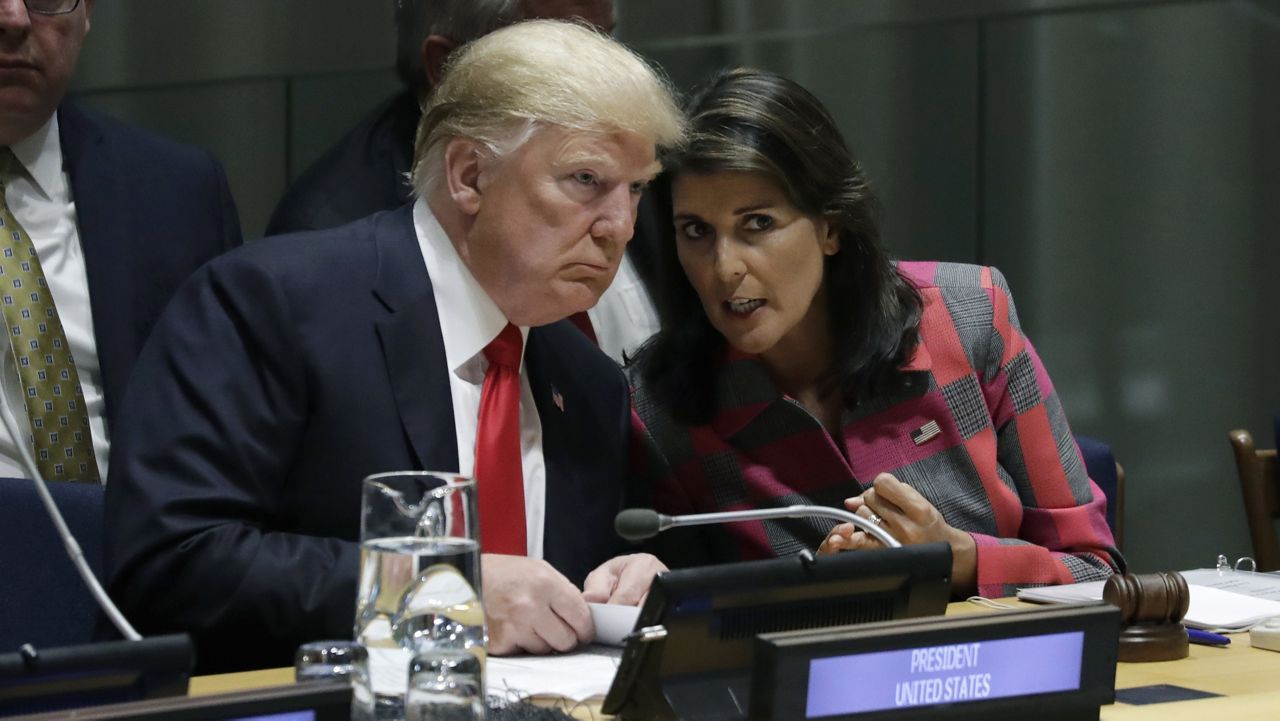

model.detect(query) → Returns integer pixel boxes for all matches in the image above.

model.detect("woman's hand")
[817,472,977,596]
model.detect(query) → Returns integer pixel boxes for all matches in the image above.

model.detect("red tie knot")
[484,323,523,369]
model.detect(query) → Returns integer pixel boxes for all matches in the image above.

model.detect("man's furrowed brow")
[639,161,663,182]
[555,145,614,169]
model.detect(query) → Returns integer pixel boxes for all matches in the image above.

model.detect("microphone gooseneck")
[615,505,902,548]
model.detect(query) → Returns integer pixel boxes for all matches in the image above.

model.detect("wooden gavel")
[1102,571,1191,662]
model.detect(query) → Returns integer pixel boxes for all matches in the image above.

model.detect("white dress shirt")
[0,115,109,481]
[413,199,546,559]
[587,251,660,364]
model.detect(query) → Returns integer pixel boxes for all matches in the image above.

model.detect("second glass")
[295,640,375,720]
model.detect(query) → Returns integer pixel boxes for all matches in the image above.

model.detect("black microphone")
[616,506,901,548]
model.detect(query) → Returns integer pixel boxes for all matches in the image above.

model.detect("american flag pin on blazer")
[911,420,941,445]
[552,388,565,412]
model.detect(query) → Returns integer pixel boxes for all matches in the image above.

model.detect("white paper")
[487,645,622,702]
[1017,581,1280,631]
[1183,585,1280,632]
[1016,581,1106,605]
[590,602,641,647]
[1178,568,1280,602]
[368,645,621,703]
[369,645,414,697]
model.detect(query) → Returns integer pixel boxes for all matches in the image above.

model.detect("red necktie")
[568,311,597,345]
[475,323,526,555]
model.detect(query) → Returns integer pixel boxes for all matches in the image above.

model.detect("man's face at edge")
[0,0,92,145]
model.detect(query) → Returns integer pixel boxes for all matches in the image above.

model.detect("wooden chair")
[1228,429,1279,571]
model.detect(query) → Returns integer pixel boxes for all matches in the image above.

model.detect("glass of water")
[405,649,484,721]
[294,640,374,720]
[356,472,485,716]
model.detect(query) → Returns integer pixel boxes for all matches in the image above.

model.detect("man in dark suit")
[0,0,239,482]
[268,0,661,363]
[104,20,685,673]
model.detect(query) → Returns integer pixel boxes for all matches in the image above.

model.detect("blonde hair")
[411,19,684,197]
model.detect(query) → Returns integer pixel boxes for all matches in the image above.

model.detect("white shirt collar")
[412,198,528,373]
[8,114,63,201]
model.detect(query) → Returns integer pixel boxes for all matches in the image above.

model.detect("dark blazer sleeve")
[103,252,358,672]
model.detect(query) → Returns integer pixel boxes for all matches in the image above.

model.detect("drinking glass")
[294,640,374,720]
[405,649,484,721]
[356,472,486,716]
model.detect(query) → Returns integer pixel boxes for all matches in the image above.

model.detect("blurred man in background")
[0,0,239,482]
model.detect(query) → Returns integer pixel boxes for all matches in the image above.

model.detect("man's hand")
[482,554,594,655]
[817,473,977,595]
[582,553,667,606]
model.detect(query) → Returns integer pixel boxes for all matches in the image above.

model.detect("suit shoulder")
[897,260,1006,292]
[531,321,625,384]
[207,215,382,285]
[61,101,221,173]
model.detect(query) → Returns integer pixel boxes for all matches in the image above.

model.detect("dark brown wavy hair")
[633,67,922,425]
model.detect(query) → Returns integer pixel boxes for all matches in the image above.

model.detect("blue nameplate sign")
[751,603,1119,721]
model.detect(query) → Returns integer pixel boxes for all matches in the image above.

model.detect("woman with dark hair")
[629,68,1121,597]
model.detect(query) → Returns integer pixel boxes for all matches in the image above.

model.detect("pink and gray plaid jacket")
[630,261,1122,597]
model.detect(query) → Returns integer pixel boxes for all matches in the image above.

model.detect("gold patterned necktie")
[0,149,99,482]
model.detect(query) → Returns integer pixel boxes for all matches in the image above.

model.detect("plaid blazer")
[630,261,1122,597]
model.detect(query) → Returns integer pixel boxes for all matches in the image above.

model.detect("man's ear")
[422,35,459,90]
[443,137,485,216]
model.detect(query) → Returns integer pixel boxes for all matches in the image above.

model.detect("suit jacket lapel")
[58,102,138,423]
[711,354,863,493]
[524,327,572,570]
[372,206,459,473]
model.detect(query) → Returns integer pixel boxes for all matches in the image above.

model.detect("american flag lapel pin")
[911,420,941,445]
[551,387,565,412]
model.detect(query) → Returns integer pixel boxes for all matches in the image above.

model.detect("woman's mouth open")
[726,298,765,315]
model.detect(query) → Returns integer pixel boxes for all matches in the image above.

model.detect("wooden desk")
[189,666,293,697]
[952,599,1280,720]
[191,600,1280,720]
[1104,641,1280,719]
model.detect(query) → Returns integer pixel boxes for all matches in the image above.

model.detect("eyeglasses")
[25,0,82,16]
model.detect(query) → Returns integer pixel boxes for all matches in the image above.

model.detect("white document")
[1016,581,1107,606]
[1182,586,1280,631]
[368,646,413,697]
[1178,568,1280,602]
[367,604,637,701]
[486,645,622,702]
[368,645,622,703]
[589,602,641,647]
[1017,580,1280,632]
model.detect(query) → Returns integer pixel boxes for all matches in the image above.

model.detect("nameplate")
[750,603,1120,721]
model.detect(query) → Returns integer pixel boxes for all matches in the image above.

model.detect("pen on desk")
[1186,628,1231,646]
